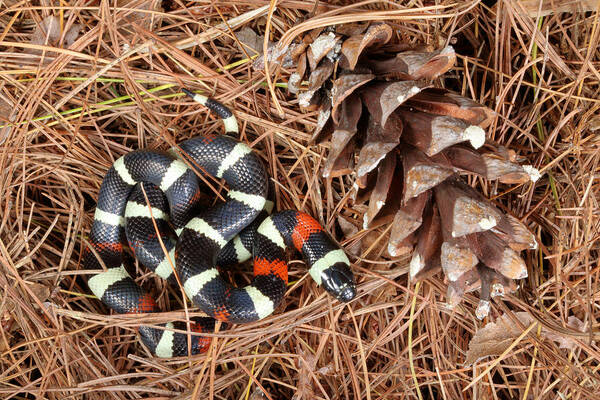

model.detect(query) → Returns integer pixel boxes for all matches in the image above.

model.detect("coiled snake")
[86,89,355,357]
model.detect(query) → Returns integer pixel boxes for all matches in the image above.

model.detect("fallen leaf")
[236,27,270,56]
[28,282,51,305]
[28,15,81,56]
[465,312,587,365]
[542,316,587,349]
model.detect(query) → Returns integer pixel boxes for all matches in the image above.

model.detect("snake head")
[320,262,356,302]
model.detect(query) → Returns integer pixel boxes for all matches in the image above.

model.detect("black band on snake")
[85,89,356,357]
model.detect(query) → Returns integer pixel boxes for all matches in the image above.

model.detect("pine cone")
[280,23,541,319]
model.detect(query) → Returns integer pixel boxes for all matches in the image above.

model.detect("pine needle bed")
[0,1,598,399]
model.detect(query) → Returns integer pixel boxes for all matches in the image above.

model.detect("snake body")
[86,90,355,357]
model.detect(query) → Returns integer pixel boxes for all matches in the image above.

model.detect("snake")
[85,89,356,358]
